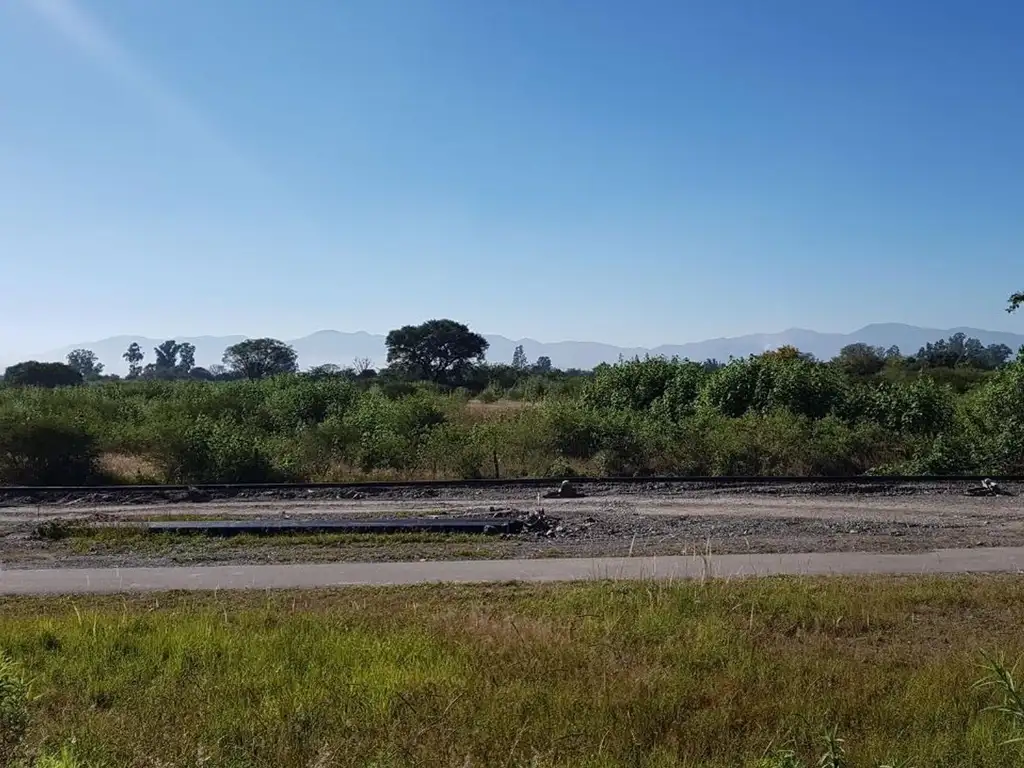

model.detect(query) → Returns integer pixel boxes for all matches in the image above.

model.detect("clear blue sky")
[2,0,1022,357]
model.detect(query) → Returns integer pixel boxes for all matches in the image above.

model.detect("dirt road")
[1,483,1021,569]
[3,546,1024,594]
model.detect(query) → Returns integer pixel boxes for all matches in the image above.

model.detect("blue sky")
[2,0,1022,357]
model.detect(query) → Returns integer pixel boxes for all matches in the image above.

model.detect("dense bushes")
[0,414,99,485]
[2,361,82,389]
[0,350,1022,484]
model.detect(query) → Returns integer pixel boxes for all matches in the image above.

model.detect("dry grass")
[96,453,162,484]
[1,576,1024,766]
[466,399,537,413]
[309,462,440,482]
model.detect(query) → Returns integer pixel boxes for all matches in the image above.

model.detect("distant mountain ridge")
[23,323,1024,374]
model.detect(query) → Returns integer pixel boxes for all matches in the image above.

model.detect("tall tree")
[833,343,886,377]
[385,319,488,385]
[65,349,104,379]
[532,356,553,374]
[177,343,196,374]
[222,338,298,380]
[511,344,528,370]
[352,357,374,375]
[123,342,144,379]
[1008,292,1024,313]
[154,340,182,372]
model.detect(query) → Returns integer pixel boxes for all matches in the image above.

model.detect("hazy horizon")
[9,320,1021,375]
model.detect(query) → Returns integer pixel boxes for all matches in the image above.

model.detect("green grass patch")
[48,525,486,555]
[1,577,1024,766]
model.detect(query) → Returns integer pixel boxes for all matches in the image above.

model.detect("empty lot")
[1,481,1021,569]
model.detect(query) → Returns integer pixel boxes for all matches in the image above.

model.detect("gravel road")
[1,481,1021,569]
[4,546,1024,595]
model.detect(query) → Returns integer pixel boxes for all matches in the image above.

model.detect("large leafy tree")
[531,356,553,374]
[65,348,104,379]
[3,361,83,388]
[154,340,180,371]
[1008,292,1023,313]
[833,343,887,377]
[144,340,197,378]
[385,319,488,385]
[222,338,298,380]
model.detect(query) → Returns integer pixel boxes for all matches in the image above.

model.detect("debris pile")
[965,478,1015,497]
[519,509,554,533]
[543,480,583,499]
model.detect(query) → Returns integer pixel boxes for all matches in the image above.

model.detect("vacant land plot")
[1,483,1022,569]
[2,576,1024,767]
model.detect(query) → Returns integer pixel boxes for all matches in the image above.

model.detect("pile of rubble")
[543,480,583,499]
[965,478,1015,497]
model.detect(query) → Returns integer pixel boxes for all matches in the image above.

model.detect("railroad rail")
[1,475,1022,495]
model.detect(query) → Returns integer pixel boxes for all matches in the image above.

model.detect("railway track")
[0,474,1020,499]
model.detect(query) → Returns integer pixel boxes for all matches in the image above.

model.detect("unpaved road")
[1,483,1022,569]
[3,546,1024,594]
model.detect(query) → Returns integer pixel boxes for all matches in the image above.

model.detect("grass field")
[2,577,1024,767]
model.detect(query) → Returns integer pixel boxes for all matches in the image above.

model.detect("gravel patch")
[1,481,1021,569]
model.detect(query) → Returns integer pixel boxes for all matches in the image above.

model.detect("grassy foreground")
[2,577,1024,767]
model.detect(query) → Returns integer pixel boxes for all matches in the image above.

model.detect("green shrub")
[864,377,956,436]
[0,414,100,485]
[583,357,704,414]
[507,375,551,401]
[765,360,851,419]
[700,357,851,420]
[261,375,358,429]
[545,403,606,459]
[294,416,359,476]
[477,384,503,403]
[958,359,1024,473]
[698,412,897,476]
[419,424,487,479]
[149,416,283,484]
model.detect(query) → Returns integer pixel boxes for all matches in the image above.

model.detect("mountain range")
[21,323,1024,375]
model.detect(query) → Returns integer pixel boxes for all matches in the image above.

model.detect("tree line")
[1,320,562,389]
[0,318,1019,390]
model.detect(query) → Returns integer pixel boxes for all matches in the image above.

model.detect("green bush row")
[1,353,1023,485]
